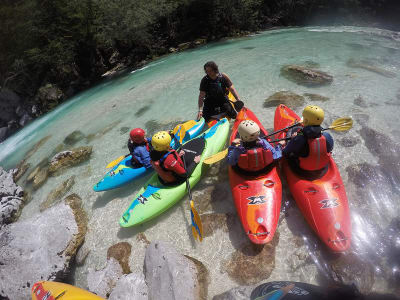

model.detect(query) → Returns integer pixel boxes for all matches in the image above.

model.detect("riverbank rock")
[144,241,206,300]
[87,258,124,298]
[222,233,279,285]
[303,93,330,102]
[49,146,92,176]
[0,167,24,227]
[280,65,333,87]
[64,130,85,145]
[108,273,148,300]
[35,83,65,112]
[0,193,87,299]
[107,242,132,274]
[0,88,21,129]
[264,91,305,109]
[347,58,396,78]
[40,175,75,211]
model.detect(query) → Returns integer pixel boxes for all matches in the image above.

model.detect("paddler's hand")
[179,150,185,156]
[232,138,241,146]
[278,140,286,147]
[194,155,201,163]
[197,110,203,120]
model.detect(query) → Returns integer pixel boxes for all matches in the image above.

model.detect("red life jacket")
[299,135,330,171]
[131,141,150,164]
[151,149,180,183]
[237,147,273,172]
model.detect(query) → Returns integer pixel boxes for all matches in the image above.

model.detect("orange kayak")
[274,104,351,252]
[32,281,104,300]
[228,107,282,244]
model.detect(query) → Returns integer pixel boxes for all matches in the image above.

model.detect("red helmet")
[130,128,146,144]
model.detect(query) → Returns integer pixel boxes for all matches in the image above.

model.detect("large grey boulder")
[87,258,124,298]
[108,273,148,300]
[0,194,88,299]
[0,167,24,226]
[144,241,204,300]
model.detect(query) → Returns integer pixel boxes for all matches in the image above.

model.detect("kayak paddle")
[106,154,128,168]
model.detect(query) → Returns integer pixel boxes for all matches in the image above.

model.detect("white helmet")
[238,120,260,142]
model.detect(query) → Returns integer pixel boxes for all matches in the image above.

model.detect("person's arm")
[222,73,241,101]
[127,140,134,154]
[282,135,306,158]
[197,90,206,120]
[323,132,334,153]
[164,155,187,177]
[135,147,152,169]
[227,145,243,166]
[260,139,282,160]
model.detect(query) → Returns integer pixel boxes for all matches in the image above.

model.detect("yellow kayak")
[32,281,104,300]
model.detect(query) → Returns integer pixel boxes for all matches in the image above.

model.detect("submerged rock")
[222,233,279,285]
[329,253,374,294]
[86,120,122,142]
[0,193,87,300]
[264,91,305,110]
[108,273,148,300]
[64,130,85,145]
[347,58,396,78]
[303,93,330,102]
[338,136,360,148]
[145,119,183,137]
[136,232,151,245]
[120,126,130,135]
[40,175,75,211]
[301,61,320,68]
[134,105,151,117]
[280,65,333,87]
[354,95,368,108]
[107,242,132,274]
[24,135,51,160]
[49,146,92,176]
[0,167,24,226]
[32,167,49,190]
[12,159,30,182]
[144,241,206,300]
[201,213,234,237]
[87,258,124,298]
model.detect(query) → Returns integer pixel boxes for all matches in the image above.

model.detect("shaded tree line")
[0,0,399,114]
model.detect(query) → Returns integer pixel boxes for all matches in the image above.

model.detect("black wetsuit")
[199,73,237,122]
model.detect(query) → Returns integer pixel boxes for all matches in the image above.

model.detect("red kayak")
[228,107,282,244]
[274,104,351,252]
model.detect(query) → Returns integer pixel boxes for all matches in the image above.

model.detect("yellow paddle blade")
[190,200,203,242]
[203,148,228,165]
[106,155,125,168]
[329,117,353,131]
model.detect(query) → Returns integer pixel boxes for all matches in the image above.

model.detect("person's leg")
[222,102,237,119]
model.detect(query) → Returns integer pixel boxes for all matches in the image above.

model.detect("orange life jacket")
[299,135,330,171]
[237,147,273,172]
[151,150,180,183]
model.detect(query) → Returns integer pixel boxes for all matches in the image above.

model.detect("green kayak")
[120,118,230,227]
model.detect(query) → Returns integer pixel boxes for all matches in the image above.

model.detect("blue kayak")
[93,118,205,192]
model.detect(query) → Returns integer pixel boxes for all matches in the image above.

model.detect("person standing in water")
[197,61,241,123]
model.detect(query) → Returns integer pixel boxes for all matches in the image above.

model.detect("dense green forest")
[0,0,399,119]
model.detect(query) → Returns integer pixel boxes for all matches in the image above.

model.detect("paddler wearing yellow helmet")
[282,105,334,172]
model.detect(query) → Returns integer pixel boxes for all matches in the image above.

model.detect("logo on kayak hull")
[319,198,339,209]
[138,194,148,204]
[247,195,266,205]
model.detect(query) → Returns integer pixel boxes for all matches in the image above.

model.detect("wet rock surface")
[35,83,65,111]
[64,130,85,145]
[135,105,151,117]
[201,213,236,237]
[0,194,87,300]
[144,241,205,300]
[213,285,254,300]
[108,273,148,300]
[49,146,93,176]
[87,257,124,298]
[120,126,130,135]
[223,233,279,285]
[280,65,333,87]
[264,91,305,110]
[32,167,49,190]
[12,159,30,182]
[0,167,24,227]
[347,58,397,78]
[145,119,183,136]
[107,242,132,274]
[338,136,360,148]
[40,175,76,211]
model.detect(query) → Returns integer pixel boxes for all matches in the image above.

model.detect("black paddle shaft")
[182,157,193,201]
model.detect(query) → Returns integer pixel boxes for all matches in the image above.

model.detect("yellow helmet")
[238,120,260,142]
[151,131,171,151]
[302,105,324,126]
